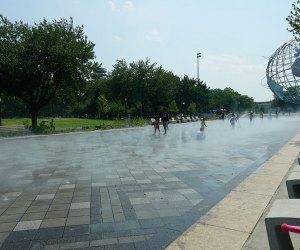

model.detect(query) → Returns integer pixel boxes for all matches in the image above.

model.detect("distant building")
[253,101,273,113]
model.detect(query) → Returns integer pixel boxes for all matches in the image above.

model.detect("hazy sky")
[1,0,295,101]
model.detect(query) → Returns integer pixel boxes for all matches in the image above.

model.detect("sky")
[1,0,296,102]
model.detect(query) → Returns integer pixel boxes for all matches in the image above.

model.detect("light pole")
[124,97,127,116]
[124,97,129,126]
[197,52,201,81]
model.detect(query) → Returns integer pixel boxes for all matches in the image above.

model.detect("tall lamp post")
[0,97,2,126]
[197,52,201,81]
[124,97,128,126]
[124,98,127,116]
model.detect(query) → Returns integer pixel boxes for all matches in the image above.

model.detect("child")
[229,113,236,128]
[200,118,207,132]
[154,116,160,134]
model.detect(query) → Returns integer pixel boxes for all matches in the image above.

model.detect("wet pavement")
[0,116,299,250]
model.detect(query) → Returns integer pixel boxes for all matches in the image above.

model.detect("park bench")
[265,199,300,250]
[0,125,28,137]
[265,158,300,249]
[169,117,177,124]
[286,172,300,198]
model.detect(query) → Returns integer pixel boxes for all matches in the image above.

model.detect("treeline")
[1,58,255,119]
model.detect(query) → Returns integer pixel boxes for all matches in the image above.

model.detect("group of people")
[154,110,261,136]
[153,111,169,134]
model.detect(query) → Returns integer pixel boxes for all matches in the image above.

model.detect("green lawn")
[1,117,150,129]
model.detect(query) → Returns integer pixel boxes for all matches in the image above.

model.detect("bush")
[36,119,55,134]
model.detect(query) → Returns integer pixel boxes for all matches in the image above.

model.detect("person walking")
[161,111,169,134]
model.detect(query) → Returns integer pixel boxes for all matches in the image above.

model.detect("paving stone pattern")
[0,117,299,249]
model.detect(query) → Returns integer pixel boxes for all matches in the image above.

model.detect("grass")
[1,117,150,130]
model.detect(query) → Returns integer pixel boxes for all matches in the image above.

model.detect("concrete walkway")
[0,116,299,249]
[167,132,300,250]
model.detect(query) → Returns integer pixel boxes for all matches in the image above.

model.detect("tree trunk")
[30,105,39,129]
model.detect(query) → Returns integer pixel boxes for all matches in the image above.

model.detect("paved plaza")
[0,116,299,249]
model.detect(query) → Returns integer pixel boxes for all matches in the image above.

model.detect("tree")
[287,1,300,39]
[168,100,179,116]
[187,102,196,115]
[97,94,110,120]
[0,16,100,128]
[176,75,209,113]
[108,58,179,116]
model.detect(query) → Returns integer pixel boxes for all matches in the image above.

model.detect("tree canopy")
[0,16,100,127]
[287,0,300,40]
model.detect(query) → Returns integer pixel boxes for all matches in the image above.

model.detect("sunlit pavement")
[0,115,299,249]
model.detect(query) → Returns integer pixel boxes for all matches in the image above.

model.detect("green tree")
[168,100,179,116]
[187,102,196,115]
[97,94,110,119]
[108,58,179,116]
[176,75,209,113]
[287,1,300,39]
[0,16,100,128]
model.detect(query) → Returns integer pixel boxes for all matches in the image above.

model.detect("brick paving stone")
[1,241,32,250]
[70,202,90,210]
[114,220,140,231]
[0,222,17,233]
[118,236,134,244]
[59,184,75,189]
[72,196,90,203]
[63,224,90,237]
[14,220,42,231]
[66,215,90,226]
[0,213,23,223]
[29,240,47,249]
[10,200,32,208]
[3,206,28,215]
[44,244,60,250]
[27,205,50,213]
[59,240,90,249]
[36,194,55,200]
[21,211,46,221]
[34,227,64,240]
[48,204,70,211]
[90,223,115,234]
[90,238,118,246]
[45,210,69,219]
[5,229,37,242]
[68,208,90,217]
[31,200,53,207]
[54,193,73,198]
[40,218,66,228]
[51,198,72,204]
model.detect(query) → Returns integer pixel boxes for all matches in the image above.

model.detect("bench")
[286,172,300,198]
[265,199,300,250]
[265,161,300,249]
[169,118,176,124]
[0,125,28,137]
